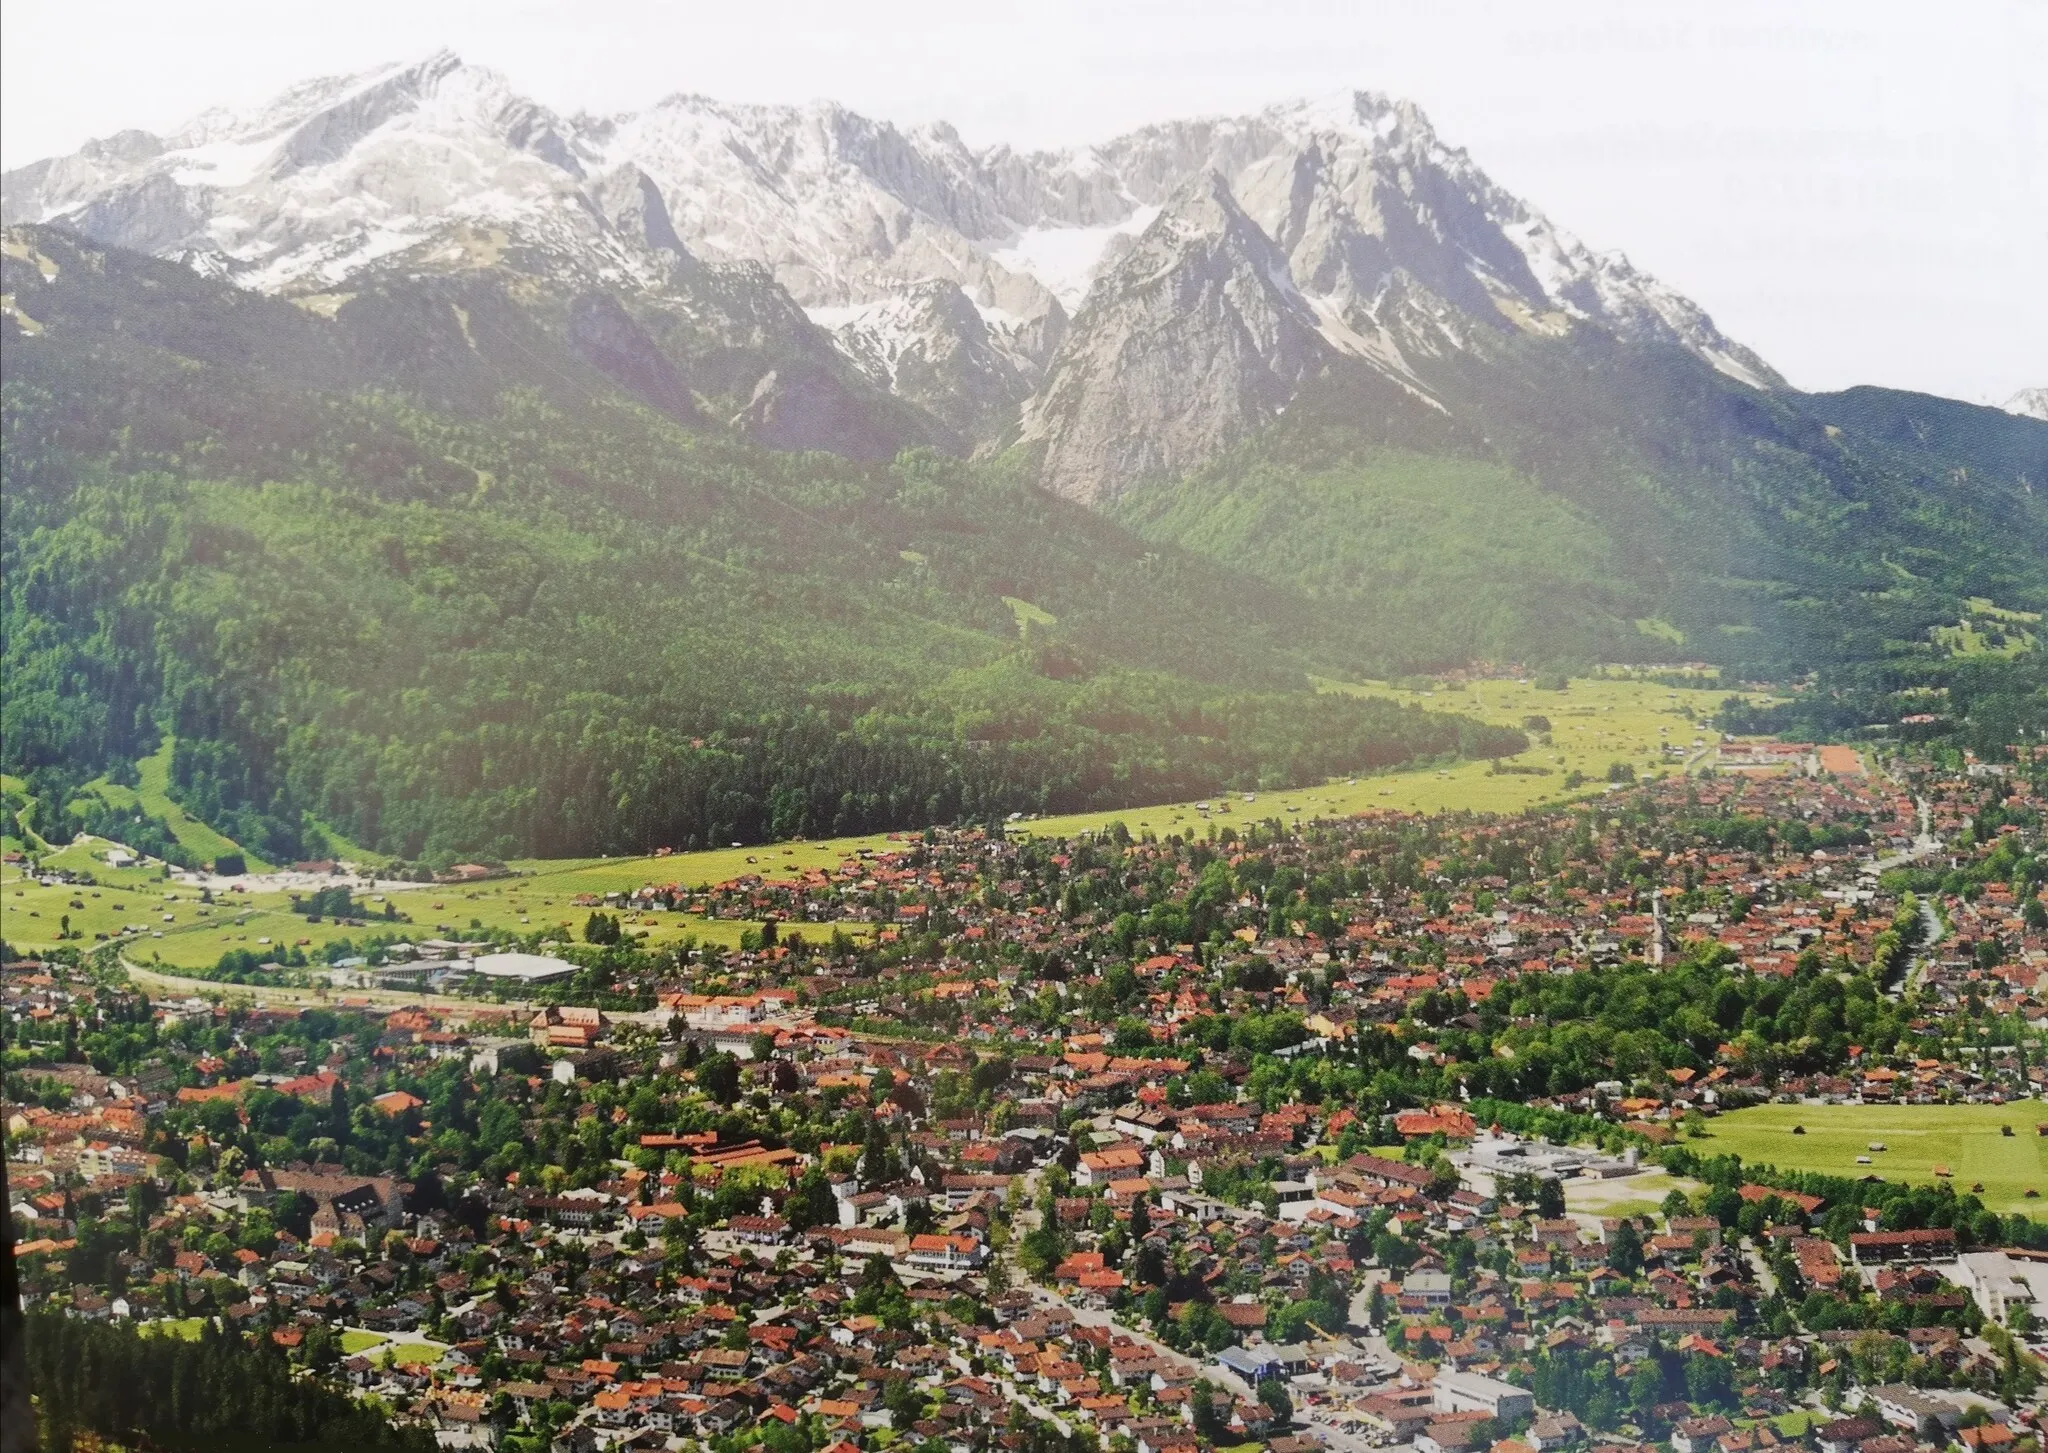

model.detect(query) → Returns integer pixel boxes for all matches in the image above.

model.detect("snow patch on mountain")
[163,134,282,190]
[988,206,1159,310]
[1020,171,1337,503]
[1297,289,1443,410]
[806,280,1037,443]
[807,296,929,389]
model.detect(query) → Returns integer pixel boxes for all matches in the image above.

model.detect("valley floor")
[5,674,1754,964]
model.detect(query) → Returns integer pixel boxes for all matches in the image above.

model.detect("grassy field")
[1762,1412,1826,1438]
[36,837,173,887]
[1003,596,1058,635]
[1016,672,1754,840]
[307,817,391,868]
[3,770,50,857]
[4,837,180,949]
[123,897,837,971]
[2,859,865,967]
[0,863,386,966]
[333,1329,445,1365]
[401,846,898,957]
[1932,621,2036,657]
[506,836,901,892]
[384,1342,445,1366]
[142,1317,206,1341]
[1931,598,2039,658]
[5,830,889,963]
[1,856,836,968]
[1701,1100,2048,1215]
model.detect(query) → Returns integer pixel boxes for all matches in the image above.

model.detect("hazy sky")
[4,0,2042,404]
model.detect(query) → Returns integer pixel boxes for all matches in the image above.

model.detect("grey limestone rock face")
[1019,173,1331,504]
[822,279,1039,447]
[2,57,1784,478]
[732,363,908,462]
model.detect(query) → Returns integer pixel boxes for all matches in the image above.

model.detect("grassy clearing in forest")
[79,739,270,870]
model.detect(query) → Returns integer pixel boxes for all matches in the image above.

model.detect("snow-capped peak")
[1266,88,1419,143]
[1,54,1790,456]
[2004,387,2048,422]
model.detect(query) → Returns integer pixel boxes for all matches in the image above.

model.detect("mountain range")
[2,53,1782,469]
[3,55,2044,859]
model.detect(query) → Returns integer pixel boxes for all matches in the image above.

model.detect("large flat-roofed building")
[1954,1251,2048,1326]
[1863,1385,1962,1434]
[239,1165,403,1237]
[474,951,578,984]
[1454,1131,1640,1184]
[1432,1370,1535,1420]
[530,1004,608,1049]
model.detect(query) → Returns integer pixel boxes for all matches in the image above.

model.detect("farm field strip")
[4,839,869,968]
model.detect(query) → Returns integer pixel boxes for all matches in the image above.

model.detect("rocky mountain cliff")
[7,52,1785,495]
[1017,171,1337,504]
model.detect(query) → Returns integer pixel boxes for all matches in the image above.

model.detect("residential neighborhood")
[8,744,2048,1453]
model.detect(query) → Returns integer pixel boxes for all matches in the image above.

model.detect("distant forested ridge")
[2,227,1522,862]
[1716,651,2048,761]
[1111,355,2048,678]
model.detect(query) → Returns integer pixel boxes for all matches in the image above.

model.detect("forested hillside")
[1110,336,2048,676]
[1,227,1522,863]
[7,216,2040,868]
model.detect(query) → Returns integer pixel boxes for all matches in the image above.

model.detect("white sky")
[3,0,2043,404]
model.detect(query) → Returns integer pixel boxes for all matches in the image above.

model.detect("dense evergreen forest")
[1717,651,2048,761]
[23,1308,432,1451]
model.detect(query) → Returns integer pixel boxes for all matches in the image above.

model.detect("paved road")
[1294,1307,1400,1453]
[1905,895,1948,994]
[1871,795,1941,874]
[1742,1240,1779,1298]
[1873,864,1946,1002]
[999,1167,1254,1400]
[1861,793,1943,1000]
[1293,1404,1389,1453]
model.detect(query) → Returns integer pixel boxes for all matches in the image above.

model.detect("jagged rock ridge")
[5,54,1785,487]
